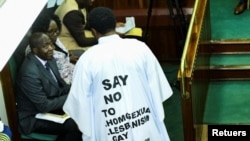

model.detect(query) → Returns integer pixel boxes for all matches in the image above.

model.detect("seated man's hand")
[116,22,126,36]
[116,22,125,27]
[69,51,79,64]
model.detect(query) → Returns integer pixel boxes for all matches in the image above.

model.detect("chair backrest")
[9,36,58,141]
[21,132,57,141]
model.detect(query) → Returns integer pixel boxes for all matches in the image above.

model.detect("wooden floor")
[201,125,208,141]
[195,125,208,141]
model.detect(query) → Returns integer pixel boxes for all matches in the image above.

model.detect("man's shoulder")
[20,55,38,70]
[22,54,36,65]
[55,0,79,16]
[64,10,84,20]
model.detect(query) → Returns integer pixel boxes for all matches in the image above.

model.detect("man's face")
[77,0,94,9]
[35,34,54,61]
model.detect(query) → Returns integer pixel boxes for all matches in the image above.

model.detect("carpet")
[161,64,184,141]
[204,80,250,124]
[210,0,250,40]
[205,0,250,125]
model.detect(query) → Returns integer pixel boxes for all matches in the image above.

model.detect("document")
[115,17,136,34]
[35,113,70,124]
[47,0,56,8]
[47,0,63,8]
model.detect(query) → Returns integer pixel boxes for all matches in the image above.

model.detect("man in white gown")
[63,6,173,141]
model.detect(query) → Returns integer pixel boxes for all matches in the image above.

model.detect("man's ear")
[91,28,97,37]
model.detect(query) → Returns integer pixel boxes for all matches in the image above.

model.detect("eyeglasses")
[47,29,60,35]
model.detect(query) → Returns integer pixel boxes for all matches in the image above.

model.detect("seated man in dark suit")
[234,0,248,15]
[15,32,82,141]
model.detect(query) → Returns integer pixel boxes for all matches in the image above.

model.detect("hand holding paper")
[115,17,136,34]
[35,113,70,124]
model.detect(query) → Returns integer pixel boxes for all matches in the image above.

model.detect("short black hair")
[29,32,45,49]
[88,7,116,34]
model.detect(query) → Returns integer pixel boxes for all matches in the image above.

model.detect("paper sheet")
[47,0,56,8]
[115,17,136,34]
[35,113,70,124]
[47,0,63,8]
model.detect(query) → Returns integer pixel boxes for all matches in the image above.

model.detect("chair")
[21,133,57,141]
[9,56,58,141]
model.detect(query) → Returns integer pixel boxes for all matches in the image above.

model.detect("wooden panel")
[1,63,21,141]
[92,0,194,62]
[199,42,250,54]
[181,77,195,141]
[114,8,191,61]
[93,0,195,9]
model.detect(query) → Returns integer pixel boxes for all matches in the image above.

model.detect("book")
[35,113,70,124]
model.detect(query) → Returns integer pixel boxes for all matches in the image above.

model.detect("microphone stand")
[166,0,188,57]
[143,0,153,44]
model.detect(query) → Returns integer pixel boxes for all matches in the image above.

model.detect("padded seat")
[9,57,58,141]
[21,132,57,141]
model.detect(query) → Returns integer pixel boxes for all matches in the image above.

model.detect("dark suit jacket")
[15,53,70,134]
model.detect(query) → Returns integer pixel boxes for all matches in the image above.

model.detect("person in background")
[63,7,173,141]
[16,32,82,141]
[234,0,248,15]
[0,118,12,141]
[26,9,76,84]
[54,0,98,56]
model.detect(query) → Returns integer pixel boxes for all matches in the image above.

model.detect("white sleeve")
[63,57,94,140]
[145,46,173,120]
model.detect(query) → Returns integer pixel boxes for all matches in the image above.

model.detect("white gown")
[63,34,173,141]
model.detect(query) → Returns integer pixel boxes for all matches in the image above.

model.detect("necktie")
[45,63,57,82]
[45,62,51,72]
